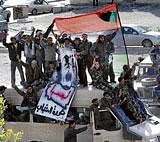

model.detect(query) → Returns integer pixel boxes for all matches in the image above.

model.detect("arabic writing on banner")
[35,48,78,121]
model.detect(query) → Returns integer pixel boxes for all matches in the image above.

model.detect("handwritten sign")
[35,48,78,121]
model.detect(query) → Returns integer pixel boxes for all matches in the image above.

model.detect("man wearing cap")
[17,57,44,87]
[3,36,25,87]
[64,120,88,142]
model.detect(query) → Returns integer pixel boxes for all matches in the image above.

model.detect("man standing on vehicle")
[3,36,25,87]
[64,120,89,142]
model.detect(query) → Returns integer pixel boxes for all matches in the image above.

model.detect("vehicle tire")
[142,39,153,48]
[32,9,38,15]
[6,14,10,22]
[141,78,157,87]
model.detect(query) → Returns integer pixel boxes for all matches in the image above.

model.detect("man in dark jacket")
[13,85,38,113]
[74,37,88,87]
[17,57,45,87]
[3,36,25,87]
[64,120,88,142]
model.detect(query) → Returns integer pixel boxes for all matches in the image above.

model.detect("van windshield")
[94,110,121,131]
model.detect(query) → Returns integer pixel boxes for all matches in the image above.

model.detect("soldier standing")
[91,31,117,83]
[3,36,25,87]
[74,37,87,87]
[104,31,117,83]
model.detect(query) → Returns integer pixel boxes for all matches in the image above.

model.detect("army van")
[3,87,160,142]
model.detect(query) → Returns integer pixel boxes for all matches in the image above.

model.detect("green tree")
[0,94,23,142]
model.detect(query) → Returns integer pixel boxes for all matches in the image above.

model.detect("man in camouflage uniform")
[90,57,113,91]
[118,74,146,123]
[90,31,117,83]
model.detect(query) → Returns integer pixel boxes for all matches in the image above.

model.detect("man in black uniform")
[64,120,88,142]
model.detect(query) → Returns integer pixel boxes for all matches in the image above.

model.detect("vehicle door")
[91,109,123,142]
[122,26,140,46]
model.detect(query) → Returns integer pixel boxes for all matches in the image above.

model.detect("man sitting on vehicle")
[118,73,147,123]
[99,92,115,130]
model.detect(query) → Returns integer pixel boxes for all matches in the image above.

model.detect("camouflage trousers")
[126,98,146,123]
[93,82,113,91]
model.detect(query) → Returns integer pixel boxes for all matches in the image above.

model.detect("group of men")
[1,19,150,142]
[2,20,117,90]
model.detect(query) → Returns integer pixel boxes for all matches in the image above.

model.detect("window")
[122,27,138,35]
[94,109,121,131]
[34,0,43,5]
[66,107,90,125]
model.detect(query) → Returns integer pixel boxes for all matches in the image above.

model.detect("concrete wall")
[66,0,160,5]
[65,0,117,5]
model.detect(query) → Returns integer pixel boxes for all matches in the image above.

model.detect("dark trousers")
[93,0,99,6]
[78,59,87,86]
[108,63,115,82]
[86,56,94,80]
[103,63,115,82]
[36,56,45,72]
[11,60,25,85]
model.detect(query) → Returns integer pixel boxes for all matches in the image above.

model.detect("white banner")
[35,48,78,121]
